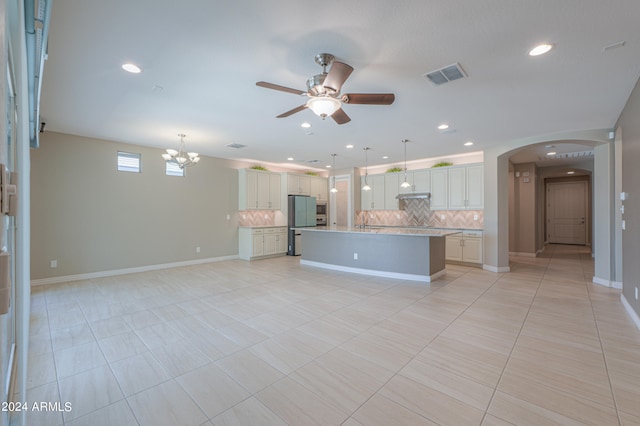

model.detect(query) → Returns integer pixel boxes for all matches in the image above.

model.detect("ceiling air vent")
[226,143,247,149]
[424,63,467,85]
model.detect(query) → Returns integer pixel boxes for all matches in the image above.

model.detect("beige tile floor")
[19,244,640,425]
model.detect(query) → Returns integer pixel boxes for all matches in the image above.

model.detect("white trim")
[592,276,622,289]
[621,294,640,330]
[300,259,445,282]
[30,255,239,286]
[483,264,510,273]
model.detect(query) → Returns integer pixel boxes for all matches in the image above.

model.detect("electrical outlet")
[473,214,479,221]
[353,253,358,260]
[196,247,201,253]
[50,260,57,268]
[622,220,626,230]
[226,214,231,220]
[440,214,445,220]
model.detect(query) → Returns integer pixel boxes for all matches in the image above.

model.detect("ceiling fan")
[256,53,395,125]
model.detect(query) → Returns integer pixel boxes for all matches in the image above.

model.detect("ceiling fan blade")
[256,81,306,96]
[323,61,354,93]
[331,108,351,125]
[342,93,395,105]
[276,104,307,118]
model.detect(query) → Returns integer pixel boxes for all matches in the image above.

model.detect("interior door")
[547,181,587,244]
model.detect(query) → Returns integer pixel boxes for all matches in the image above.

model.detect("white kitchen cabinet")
[239,227,288,260]
[309,176,328,202]
[287,174,311,195]
[412,170,430,193]
[445,230,483,264]
[466,164,484,209]
[430,168,448,210]
[447,164,483,210]
[360,174,385,210]
[384,173,401,210]
[239,169,281,210]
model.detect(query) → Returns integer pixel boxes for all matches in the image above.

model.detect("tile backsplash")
[238,210,276,226]
[356,206,483,229]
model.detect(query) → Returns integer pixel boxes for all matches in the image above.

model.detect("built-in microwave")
[316,202,327,226]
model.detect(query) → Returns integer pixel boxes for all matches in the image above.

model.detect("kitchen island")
[298,226,460,282]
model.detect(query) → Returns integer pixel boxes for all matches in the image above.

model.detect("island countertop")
[297,226,452,282]
[295,226,462,237]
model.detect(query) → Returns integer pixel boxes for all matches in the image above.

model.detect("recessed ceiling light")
[529,44,554,56]
[546,151,557,156]
[326,165,331,168]
[567,171,575,175]
[122,63,142,73]
[438,124,449,130]
[301,122,312,128]
[287,157,294,161]
[382,156,389,159]
[464,141,474,146]
[346,144,354,149]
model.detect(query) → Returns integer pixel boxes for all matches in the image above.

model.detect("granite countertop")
[296,226,462,237]
[373,225,484,232]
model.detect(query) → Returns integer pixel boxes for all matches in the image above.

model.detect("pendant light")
[401,139,411,189]
[362,147,371,191]
[330,154,338,193]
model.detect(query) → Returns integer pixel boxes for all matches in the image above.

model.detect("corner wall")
[617,76,640,320]
[31,132,241,280]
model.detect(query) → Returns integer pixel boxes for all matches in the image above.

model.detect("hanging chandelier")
[401,139,411,188]
[162,133,200,169]
[330,153,338,193]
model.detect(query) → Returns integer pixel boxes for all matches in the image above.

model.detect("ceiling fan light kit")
[256,53,395,125]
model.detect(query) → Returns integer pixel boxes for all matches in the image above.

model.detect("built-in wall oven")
[316,202,327,226]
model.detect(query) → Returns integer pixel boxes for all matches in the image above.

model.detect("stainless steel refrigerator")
[287,195,317,255]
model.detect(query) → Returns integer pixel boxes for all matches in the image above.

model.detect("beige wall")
[510,163,538,254]
[31,132,241,280]
[617,77,640,318]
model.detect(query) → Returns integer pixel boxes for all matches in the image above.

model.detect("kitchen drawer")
[252,229,264,236]
[463,230,483,238]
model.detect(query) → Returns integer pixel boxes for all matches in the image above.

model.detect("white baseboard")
[621,294,640,331]
[483,264,510,273]
[30,255,239,286]
[299,259,444,282]
[592,276,623,289]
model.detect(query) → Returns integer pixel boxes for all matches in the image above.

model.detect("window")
[165,161,185,177]
[117,151,141,173]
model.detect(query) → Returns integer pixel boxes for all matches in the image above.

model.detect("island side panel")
[300,230,434,276]
[428,236,446,275]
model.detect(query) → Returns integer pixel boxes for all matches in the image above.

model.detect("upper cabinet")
[309,176,328,202]
[287,173,327,202]
[447,164,483,210]
[357,163,483,211]
[360,174,385,210]
[429,168,448,210]
[239,169,281,210]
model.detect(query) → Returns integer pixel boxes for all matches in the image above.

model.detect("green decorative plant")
[250,165,268,171]
[432,161,453,168]
[386,167,403,173]
[304,171,318,176]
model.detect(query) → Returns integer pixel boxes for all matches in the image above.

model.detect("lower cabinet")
[239,227,287,260]
[445,230,483,265]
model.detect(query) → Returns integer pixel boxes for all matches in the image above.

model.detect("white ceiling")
[40,0,640,171]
